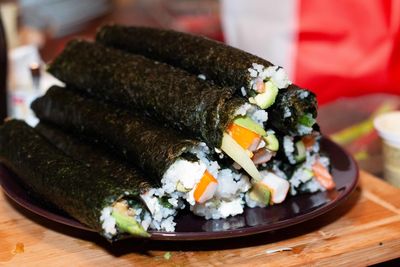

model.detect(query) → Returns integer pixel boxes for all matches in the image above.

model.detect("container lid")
[374,111,400,148]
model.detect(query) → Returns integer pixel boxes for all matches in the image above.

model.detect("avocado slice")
[264,134,279,151]
[294,140,306,162]
[250,81,279,109]
[111,209,150,238]
[249,182,271,205]
[233,116,266,136]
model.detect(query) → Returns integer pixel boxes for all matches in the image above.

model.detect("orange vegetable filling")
[194,170,218,202]
[312,161,336,190]
[302,135,316,149]
[227,123,261,151]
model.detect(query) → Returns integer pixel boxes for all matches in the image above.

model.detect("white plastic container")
[374,111,400,187]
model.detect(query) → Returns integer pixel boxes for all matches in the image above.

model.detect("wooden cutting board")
[0,170,399,266]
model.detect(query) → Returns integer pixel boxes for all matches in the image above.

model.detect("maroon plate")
[0,137,358,240]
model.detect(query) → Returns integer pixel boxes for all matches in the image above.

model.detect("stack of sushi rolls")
[0,25,335,241]
[32,86,252,223]
[95,25,335,198]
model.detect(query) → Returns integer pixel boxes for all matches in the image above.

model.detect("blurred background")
[1,0,400,177]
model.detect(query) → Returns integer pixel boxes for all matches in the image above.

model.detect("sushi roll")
[0,120,154,240]
[95,25,318,135]
[47,41,281,181]
[32,86,253,219]
[95,25,286,105]
[35,122,181,232]
[269,86,318,136]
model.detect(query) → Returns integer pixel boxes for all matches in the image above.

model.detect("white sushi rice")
[140,190,179,231]
[159,143,217,203]
[299,179,324,194]
[283,107,292,118]
[163,159,207,194]
[289,152,330,196]
[283,136,296,164]
[189,143,220,178]
[158,142,253,220]
[234,103,268,127]
[191,197,245,220]
[298,90,310,99]
[215,169,251,199]
[191,169,251,219]
[249,108,269,125]
[248,63,292,92]
[100,142,223,237]
[272,163,288,180]
[240,86,247,96]
[100,207,117,238]
[234,103,253,117]
[297,124,313,136]
[311,136,321,153]
[198,74,206,80]
[100,199,154,238]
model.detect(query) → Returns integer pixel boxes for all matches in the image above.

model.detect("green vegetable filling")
[249,182,271,205]
[298,113,316,127]
[264,134,279,152]
[159,196,173,209]
[249,81,279,109]
[233,116,266,136]
[233,116,279,152]
[111,209,150,238]
[294,140,306,162]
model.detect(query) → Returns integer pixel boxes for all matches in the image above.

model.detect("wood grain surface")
[0,170,399,266]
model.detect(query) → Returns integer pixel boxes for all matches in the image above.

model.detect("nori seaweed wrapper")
[96,25,274,91]
[31,86,199,182]
[268,85,318,135]
[95,25,318,135]
[35,122,155,191]
[47,40,246,148]
[0,120,149,240]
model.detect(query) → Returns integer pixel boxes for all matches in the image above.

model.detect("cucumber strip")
[294,140,306,162]
[298,113,316,127]
[263,134,279,152]
[111,210,150,238]
[221,133,261,181]
[252,81,279,109]
[233,116,266,136]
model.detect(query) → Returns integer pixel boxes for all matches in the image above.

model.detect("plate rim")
[0,137,359,241]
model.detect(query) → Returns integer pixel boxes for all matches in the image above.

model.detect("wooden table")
[0,171,399,266]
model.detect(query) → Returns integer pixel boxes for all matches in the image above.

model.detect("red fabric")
[294,0,400,105]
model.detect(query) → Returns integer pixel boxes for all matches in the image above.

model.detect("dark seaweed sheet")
[96,25,273,91]
[95,25,318,136]
[268,85,318,135]
[0,120,144,239]
[47,40,244,148]
[31,86,198,182]
[35,122,155,191]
